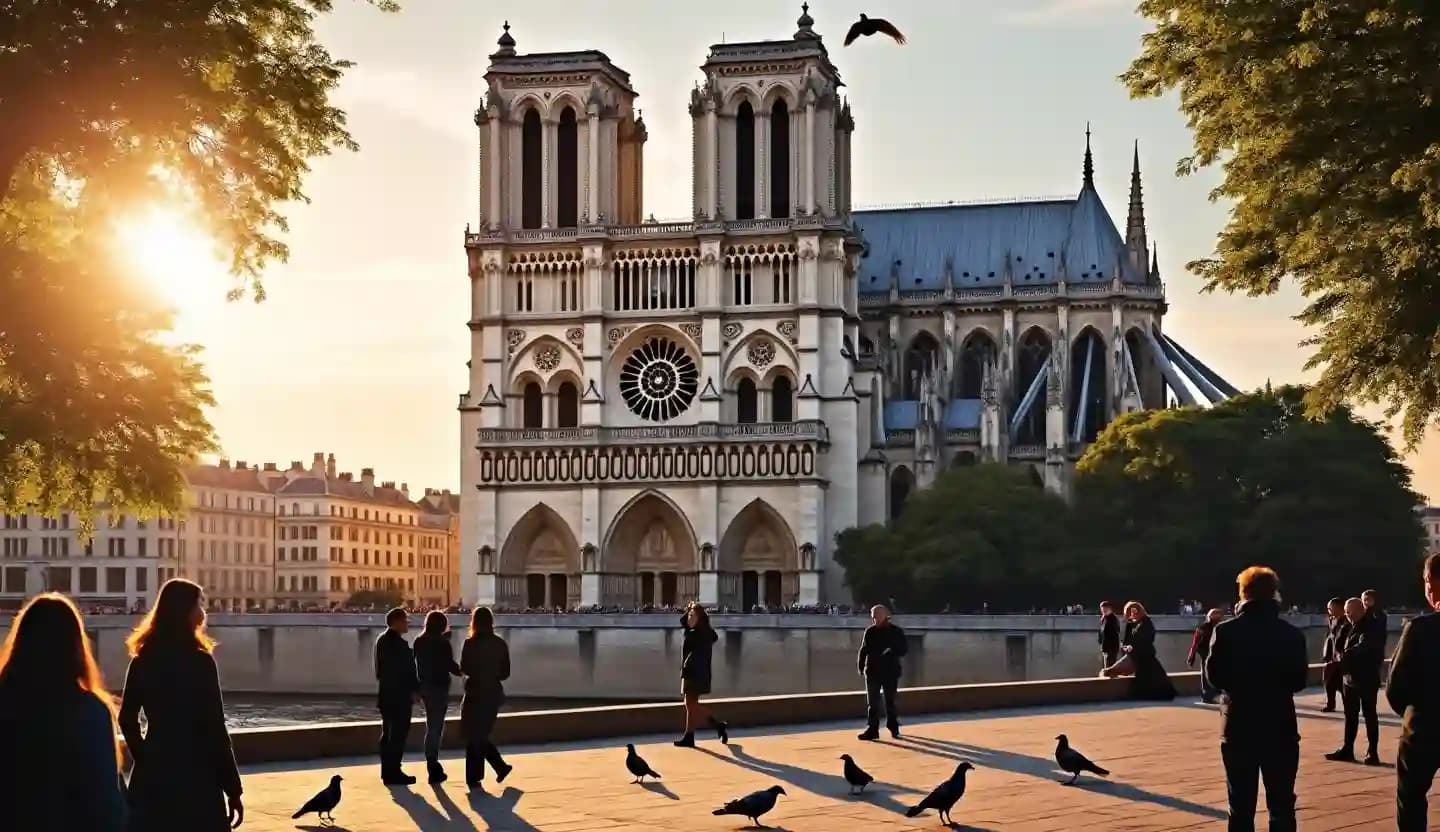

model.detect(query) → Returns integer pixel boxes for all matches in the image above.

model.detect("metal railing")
[477,420,830,447]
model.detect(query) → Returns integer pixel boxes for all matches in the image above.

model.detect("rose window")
[619,337,699,421]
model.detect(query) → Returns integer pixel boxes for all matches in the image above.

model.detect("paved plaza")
[240,690,1404,831]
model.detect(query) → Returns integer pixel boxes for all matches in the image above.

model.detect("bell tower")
[690,4,853,222]
[475,22,645,230]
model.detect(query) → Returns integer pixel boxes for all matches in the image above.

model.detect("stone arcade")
[458,10,1234,610]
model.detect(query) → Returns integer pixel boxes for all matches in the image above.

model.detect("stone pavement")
[239,689,1405,831]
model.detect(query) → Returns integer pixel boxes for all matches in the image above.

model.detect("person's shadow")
[696,742,921,819]
[467,785,541,831]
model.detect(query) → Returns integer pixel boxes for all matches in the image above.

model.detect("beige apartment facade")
[184,461,277,611]
[0,510,184,611]
[417,489,461,606]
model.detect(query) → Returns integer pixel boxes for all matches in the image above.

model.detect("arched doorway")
[718,499,798,612]
[890,466,915,521]
[1013,328,1051,445]
[499,504,580,610]
[958,331,997,398]
[1069,329,1107,443]
[603,492,699,608]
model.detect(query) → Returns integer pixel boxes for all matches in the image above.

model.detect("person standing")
[413,610,462,784]
[675,602,728,747]
[460,606,512,786]
[1327,596,1385,765]
[857,604,908,740]
[376,607,420,785]
[0,594,127,831]
[1188,608,1225,703]
[1205,566,1309,832]
[1322,598,1347,713]
[1387,553,1440,831]
[1098,601,1122,672]
[120,579,244,830]
[1363,589,1389,641]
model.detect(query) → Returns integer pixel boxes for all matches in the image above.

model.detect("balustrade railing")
[477,420,829,447]
[465,216,845,247]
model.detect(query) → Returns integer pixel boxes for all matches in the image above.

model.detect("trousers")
[1341,684,1379,756]
[464,700,507,783]
[1221,739,1298,832]
[378,700,413,775]
[421,686,450,765]
[865,675,899,732]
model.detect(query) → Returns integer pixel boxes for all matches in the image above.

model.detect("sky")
[154,0,1440,500]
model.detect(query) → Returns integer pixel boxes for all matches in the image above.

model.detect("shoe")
[858,730,879,741]
[383,773,418,785]
[495,762,513,783]
[673,732,695,748]
[711,717,729,745]
[466,780,481,790]
[1365,753,1382,766]
[427,766,448,785]
[1325,749,1356,762]
[1321,705,1336,713]
[889,727,901,739]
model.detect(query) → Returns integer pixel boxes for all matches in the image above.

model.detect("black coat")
[1099,613,1121,656]
[375,629,419,707]
[1123,618,1157,660]
[1338,616,1386,691]
[1203,599,1309,744]
[413,631,461,689]
[1323,618,1349,663]
[1387,611,1440,742]
[460,633,510,735]
[0,686,127,832]
[857,623,908,680]
[681,616,718,686]
[119,645,242,831]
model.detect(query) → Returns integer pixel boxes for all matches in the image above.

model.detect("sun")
[114,206,228,314]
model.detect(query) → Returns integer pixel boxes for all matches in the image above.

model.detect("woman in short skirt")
[674,602,728,746]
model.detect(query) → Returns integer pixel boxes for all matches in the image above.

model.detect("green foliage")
[0,1,393,528]
[1122,1,1440,446]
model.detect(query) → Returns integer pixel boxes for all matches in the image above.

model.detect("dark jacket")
[857,623,908,680]
[375,629,419,707]
[1387,611,1440,741]
[681,615,718,684]
[1338,616,1386,691]
[1187,621,1217,666]
[460,632,510,703]
[0,685,126,832]
[1323,617,1349,663]
[1203,598,1309,743]
[1099,613,1121,656]
[1123,618,1157,660]
[119,645,242,831]
[413,631,462,689]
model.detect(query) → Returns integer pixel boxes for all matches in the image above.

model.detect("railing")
[477,420,830,447]
[884,429,915,446]
[1009,444,1044,459]
[946,429,980,443]
[857,282,1165,307]
[466,216,848,247]
[607,221,697,240]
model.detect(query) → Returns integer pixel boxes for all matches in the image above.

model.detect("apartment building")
[417,489,461,606]
[0,510,183,611]
[184,461,277,611]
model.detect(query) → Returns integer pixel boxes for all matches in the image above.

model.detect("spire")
[1150,242,1160,283]
[493,21,516,58]
[795,2,818,39]
[1082,123,1095,190]
[1126,140,1148,264]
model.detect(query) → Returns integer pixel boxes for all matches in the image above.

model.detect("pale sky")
[154,0,1440,501]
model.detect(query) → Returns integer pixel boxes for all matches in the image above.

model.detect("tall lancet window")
[521,108,543,229]
[557,107,578,227]
[735,102,755,220]
[769,100,790,219]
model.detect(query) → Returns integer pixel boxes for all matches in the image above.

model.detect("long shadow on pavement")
[390,785,478,831]
[896,734,1227,821]
[695,741,920,820]
[466,785,541,832]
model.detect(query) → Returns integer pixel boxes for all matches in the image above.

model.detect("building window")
[136,567,148,593]
[770,99,790,218]
[522,382,543,429]
[521,107,542,229]
[737,377,758,424]
[557,106,578,227]
[772,375,794,423]
[735,101,755,220]
[138,538,147,558]
[106,567,126,593]
[79,567,97,593]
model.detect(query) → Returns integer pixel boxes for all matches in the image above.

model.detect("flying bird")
[625,743,661,784]
[292,774,343,826]
[1054,734,1109,785]
[844,13,907,46]
[712,785,787,826]
[841,753,874,795]
[905,762,973,825]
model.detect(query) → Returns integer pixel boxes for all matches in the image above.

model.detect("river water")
[219,694,651,729]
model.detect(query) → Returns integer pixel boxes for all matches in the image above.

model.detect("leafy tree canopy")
[1123,1,1440,446]
[0,1,392,530]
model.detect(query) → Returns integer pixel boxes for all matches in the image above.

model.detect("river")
[218,694,652,729]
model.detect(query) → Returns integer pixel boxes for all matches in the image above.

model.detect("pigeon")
[1054,734,1109,785]
[905,761,973,825]
[292,774,343,826]
[625,743,661,783]
[840,753,874,795]
[712,784,787,826]
[843,13,907,46]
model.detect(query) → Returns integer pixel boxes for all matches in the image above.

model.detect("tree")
[1,1,393,528]
[1074,386,1426,605]
[835,464,1077,612]
[1122,2,1440,446]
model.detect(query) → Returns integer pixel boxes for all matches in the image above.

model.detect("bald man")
[857,604,908,740]
[1327,597,1384,765]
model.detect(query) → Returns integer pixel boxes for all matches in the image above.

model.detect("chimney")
[218,459,230,471]
[382,480,395,490]
[326,453,336,479]
[361,467,375,494]
[401,483,409,498]
[311,452,324,474]
[236,460,246,470]
[340,472,353,482]
[263,462,278,472]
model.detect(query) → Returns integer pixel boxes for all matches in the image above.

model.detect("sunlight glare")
[114,207,229,317]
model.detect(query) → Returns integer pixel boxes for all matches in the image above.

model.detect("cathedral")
[458,9,1235,610]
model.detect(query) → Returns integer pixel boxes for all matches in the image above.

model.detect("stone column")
[804,101,816,214]
[587,111,601,223]
[488,117,501,229]
[755,109,769,219]
[541,117,556,228]
[705,109,719,219]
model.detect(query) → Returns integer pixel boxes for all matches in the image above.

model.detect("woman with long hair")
[120,579,244,830]
[413,609,462,783]
[674,601,727,747]
[459,606,512,787]
[1102,601,1176,701]
[0,593,127,831]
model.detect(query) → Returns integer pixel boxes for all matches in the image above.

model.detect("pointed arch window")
[735,102,756,220]
[769,99,790,219]
[1013,330,1051,445]
[771,375,794,423]
[1069,330,1108,443]
[521,108,542,229]
[959,332,997,398]
[557,107,578,227]
[557,381,579,428]
[522,382,543,429]
[736,377,758,424]
[904,333,940,399]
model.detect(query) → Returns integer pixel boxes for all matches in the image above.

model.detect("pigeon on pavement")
[841,754,874,795]
[712,784,787,826]
[904,761,973,824]
[1054,734,1110,785]
[292,774,343,826]
[625,743,661,783]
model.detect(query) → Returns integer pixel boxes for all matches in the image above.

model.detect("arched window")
[769,99,790,218]
[1124,329,1148,407]
[1069,330,1107,443]
[736,101,755,220]
[557,107,578,227]
[890,467,915,521]
[1013,329,1051,445]
[557,381,579,428]
[959,332,997,398]
[904,332,940,399]
[521,108,542,229]
[771,376,794,423]
[522,382,543,429]
[736,377,758,424]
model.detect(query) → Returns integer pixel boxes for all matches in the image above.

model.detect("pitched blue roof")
[853,187,1142,291]
[943,399,983,430]
[883,401,919,431]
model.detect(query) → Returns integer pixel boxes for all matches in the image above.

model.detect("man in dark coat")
[1363,588,1389,644]
[1327,596,1385,765]
[1322,597,1347,712]
[1204,566,1309,832]
[857,604,907,740]
[1387,553,1440,831]
[375,607,420,785]
[1099,600,1122,672]
[1187,608,1224,703]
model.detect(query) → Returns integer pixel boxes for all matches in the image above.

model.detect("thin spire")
[1150,242,1160,283]
[1082,123,1094,189]
[1126,139,1148,261]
